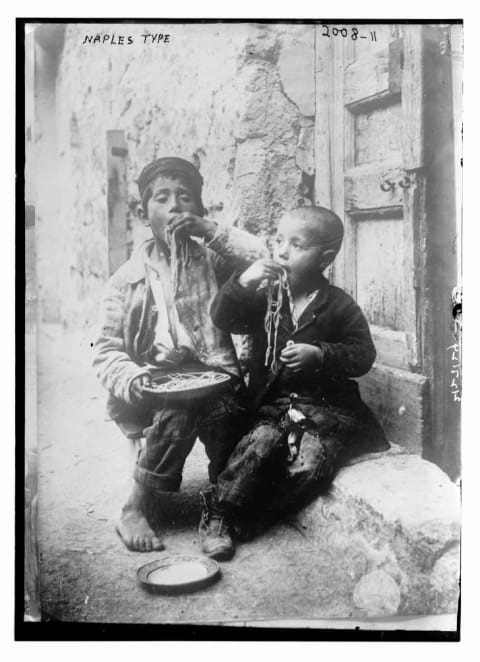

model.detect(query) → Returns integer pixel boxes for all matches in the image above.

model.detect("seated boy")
[93,156,267,558]
[208,206,389,557]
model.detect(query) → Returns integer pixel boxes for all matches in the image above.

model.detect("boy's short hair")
[289,206,344,257]
[137,157,206,216]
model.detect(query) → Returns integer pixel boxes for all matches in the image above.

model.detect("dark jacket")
[211,273,378,411]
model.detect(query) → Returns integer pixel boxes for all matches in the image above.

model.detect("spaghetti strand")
[146,371,230,393]
[264,268,295,373]
[166,225,191,298]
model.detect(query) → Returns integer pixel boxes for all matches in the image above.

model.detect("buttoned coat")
[211,273,380,413]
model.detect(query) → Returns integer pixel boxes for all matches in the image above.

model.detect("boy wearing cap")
[93,157,267,557]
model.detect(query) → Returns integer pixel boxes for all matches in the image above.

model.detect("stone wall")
[36,22,316,325]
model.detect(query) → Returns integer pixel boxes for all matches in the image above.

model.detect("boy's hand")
[238,259,284,290]
[280,343,323,373]
[168,213,217,242]
[129,374,152,404]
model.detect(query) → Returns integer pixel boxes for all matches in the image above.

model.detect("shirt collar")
[294,275,331,324]
[125,239,154,284]
[309,275,330,309]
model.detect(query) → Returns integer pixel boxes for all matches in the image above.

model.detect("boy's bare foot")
[116,482,164,552]
[115,510,164,552]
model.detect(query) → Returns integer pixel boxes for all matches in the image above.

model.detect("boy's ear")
[137,204,150,227]
[320,249,336,270]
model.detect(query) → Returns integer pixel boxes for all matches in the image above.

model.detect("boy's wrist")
[237,273,255,289]
[222,274,256,303]
[204,220,219,243]
[311,345,325,373]
[126,369,151,404]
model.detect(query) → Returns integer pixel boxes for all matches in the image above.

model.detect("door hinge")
[439,30,452,56]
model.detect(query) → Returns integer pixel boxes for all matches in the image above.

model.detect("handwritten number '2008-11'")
[321,25,375,42]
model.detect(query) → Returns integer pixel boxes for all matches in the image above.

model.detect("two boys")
[94,157,388,560]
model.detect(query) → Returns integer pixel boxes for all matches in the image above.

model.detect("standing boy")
[93,157,267,557]
[209,206,389,557]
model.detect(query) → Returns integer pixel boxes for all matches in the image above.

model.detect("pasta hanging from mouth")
[264,268,296,373]
[166,225,191,298]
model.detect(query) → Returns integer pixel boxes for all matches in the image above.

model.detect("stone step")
[286,444,460,617]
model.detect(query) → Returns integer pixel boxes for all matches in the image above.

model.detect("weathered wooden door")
[315,24,440,458]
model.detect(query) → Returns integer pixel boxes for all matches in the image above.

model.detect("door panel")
[355,216,405,330]
[314,24,428,451]
[354,103,403,165]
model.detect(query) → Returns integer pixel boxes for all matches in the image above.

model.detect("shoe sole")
[202,546,235,562]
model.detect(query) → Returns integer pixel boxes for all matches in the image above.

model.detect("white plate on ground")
[137,555,221,594]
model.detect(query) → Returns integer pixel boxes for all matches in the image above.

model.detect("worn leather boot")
[199,488,235,561]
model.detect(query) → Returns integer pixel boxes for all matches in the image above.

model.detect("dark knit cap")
[136,157,205,215]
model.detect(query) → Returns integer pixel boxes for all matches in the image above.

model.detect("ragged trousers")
[133,389,246,493]
[216,396,389,520]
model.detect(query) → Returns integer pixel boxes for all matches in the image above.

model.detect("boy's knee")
[249,422,281,452]
[287,431,331,483]
[145,406,194,441]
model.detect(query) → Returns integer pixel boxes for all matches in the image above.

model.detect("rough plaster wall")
[45,22,315,325]
[35,42,64,323]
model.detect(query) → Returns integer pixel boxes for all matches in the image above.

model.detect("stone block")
[277,28,315,116]
[241,24,281,63]
[289,445,460,616]
[352,570,401,617]
[234,65,270,142]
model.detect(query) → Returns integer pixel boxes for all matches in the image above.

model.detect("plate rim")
[136,554,221,594]
[142,371,231,397]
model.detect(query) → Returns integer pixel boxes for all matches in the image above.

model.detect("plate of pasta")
[142,370,232,401]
